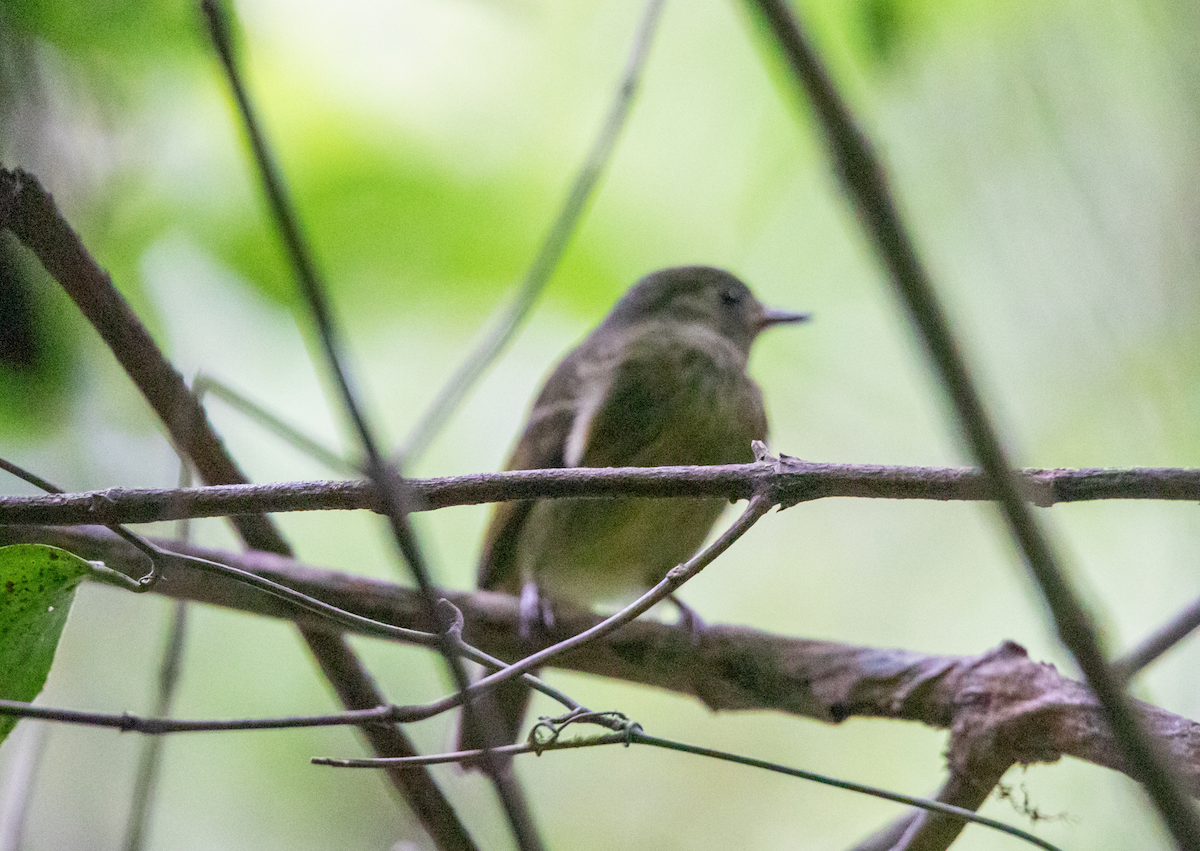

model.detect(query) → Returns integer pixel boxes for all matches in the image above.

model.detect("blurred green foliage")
[4,0,196,57]
[1,0,1199,849]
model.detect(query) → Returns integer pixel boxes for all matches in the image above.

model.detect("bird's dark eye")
[720,288,741,307]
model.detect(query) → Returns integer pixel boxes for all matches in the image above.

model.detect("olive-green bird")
[460,265,808,755]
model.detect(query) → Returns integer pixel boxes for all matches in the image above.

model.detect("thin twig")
[121,599,188,851]
[143,538,435,643]
[635,732,1058,851]
[0,456,159,590]
[0,643,579,732]
[850,757,1010,851]
[0,700,396,732]
[747,1,1200,846]
[0,456,438,642]
[199,4,542,846]
[400,0,667,465]
[1114,597,1200,683]
[0,647,582,733]
[194,373,358,476]
[314,727,1063,851]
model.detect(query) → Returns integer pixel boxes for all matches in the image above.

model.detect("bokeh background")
[2,0,1199,848]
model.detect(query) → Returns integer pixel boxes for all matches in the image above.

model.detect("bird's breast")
[513,495,728,607]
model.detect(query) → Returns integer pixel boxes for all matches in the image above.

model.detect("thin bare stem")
[120,600,187,851]
[314,727,1062,851]
[0,699,395,732]
[0,455,159,590]
[634,733,1057,851]
[746,2,1200,846]
[1114,597,1200,683]
[122,460,195,851]
[851,761,1009,851]
[19,507,430,644]
[3,452,456,650]
[194,373,358,476]
[0,643,577,731]
[400,0,667,465]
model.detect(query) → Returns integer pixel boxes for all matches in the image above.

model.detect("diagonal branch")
[198,3,540,843]
[0,163,477,851]
[0,167,283,555]
[745,2,1200,847]
[401,0,667,464]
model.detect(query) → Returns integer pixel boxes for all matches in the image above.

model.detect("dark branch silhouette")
[747,1,1200,847]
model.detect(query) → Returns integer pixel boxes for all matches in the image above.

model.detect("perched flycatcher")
[460,265,808,754]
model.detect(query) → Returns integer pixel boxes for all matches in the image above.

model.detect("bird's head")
[605,265,809,353]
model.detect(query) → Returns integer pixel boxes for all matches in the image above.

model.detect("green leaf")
[0,544,92,743]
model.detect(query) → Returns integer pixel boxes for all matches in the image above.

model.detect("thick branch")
[8,524,1200,796]
[2,462,1198,527]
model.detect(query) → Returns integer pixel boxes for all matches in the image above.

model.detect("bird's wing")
[571,345,681,468]
[476,354,583,592]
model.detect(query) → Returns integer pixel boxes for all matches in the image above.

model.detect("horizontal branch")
[2,462,1198,527]
[5,524,1199,797]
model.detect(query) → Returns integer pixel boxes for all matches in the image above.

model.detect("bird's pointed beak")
[757,307,811,330]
